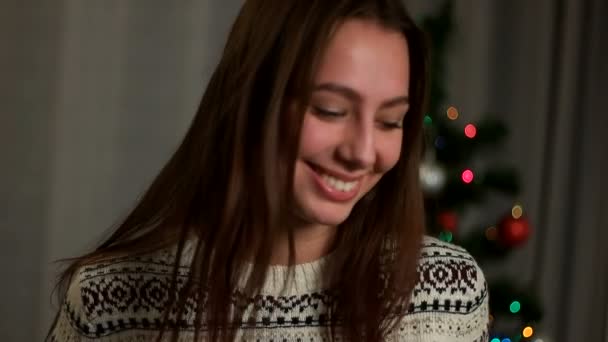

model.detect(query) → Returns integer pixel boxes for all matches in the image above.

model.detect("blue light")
[434,136,446,149]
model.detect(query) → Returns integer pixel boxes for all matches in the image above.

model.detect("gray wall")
[1,1,241,340]
[1,1,606,341]
[1,2,62,340]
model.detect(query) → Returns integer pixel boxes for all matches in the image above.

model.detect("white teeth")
[321,174,358,192]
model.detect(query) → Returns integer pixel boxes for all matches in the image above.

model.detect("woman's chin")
[303,206,353,227]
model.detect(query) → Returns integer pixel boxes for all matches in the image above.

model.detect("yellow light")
[447,106,459,120]
[485,226,498,241]
[512,204,523,219]
[522,326,534,338]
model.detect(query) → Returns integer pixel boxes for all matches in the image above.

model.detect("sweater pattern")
[50,237,489,341]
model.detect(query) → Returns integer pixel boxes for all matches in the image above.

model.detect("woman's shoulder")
[419,234,480,262]
[415,235,488,306]
[50,246,192,340]
[393,235,489,341]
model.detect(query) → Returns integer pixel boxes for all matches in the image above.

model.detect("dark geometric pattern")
[53,236,489,340]
[415,258,479,296]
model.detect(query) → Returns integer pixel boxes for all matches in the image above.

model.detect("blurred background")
[1,0,606,341]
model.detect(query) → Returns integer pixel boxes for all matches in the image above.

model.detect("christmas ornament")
[437,210,458,232]
[420,157,446,194]
[498,214,531,247]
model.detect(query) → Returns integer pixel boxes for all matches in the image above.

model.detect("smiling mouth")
[307,162,362,195]
[319,173,359,192]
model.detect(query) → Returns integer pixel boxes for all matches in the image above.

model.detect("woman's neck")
[269,223,338,265]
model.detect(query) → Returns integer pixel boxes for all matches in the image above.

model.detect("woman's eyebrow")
[313,82,409,108]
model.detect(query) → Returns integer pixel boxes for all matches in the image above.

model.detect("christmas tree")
[418,1,543,341]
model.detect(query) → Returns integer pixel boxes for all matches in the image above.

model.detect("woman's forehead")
[312,19,410,103]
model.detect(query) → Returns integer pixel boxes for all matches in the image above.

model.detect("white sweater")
[49,236,489,341]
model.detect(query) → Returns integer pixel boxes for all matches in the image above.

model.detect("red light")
[461,169,474,183]
[464,124,477,138]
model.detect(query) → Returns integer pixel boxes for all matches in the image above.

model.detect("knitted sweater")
[49,236,489,341]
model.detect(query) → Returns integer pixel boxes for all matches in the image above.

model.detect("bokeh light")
[510,300,521,313]
[523,326,534,338]
[461,169,474,183]
[512,204,523,219]
[447,106,459,120]
[439,231,453,243]
[434,136,447,150]
[464,124,477,138]
[424,115,433,126]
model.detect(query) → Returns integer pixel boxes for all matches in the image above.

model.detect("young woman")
[48,0,489,341]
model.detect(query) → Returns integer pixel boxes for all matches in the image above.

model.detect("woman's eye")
[379,121,403,130]
[313,106,346,117]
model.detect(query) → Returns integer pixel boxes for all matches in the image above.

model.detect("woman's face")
[292,19,411,228]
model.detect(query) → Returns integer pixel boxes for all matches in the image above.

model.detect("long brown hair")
[49,0,429,341]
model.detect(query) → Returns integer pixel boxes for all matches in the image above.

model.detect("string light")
[447,106,459,120]
[424,115,433,126]
[439,231,453,243]
[434,136,447,150]
[490,339,500,342]
[501,339,511,342]
[461,169,474,183]
[512,204,523,219]
[510,301,521,313]
[464,124,477,138]
[522,326,534,338]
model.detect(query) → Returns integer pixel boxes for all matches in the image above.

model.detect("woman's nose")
[336,119,376,170]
